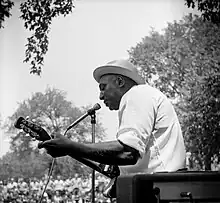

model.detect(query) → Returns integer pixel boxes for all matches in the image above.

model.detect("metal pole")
[91,113,96,203]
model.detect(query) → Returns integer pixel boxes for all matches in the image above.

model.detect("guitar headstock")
[14,117,51,141]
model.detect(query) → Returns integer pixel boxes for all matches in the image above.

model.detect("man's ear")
[116,76,125,87]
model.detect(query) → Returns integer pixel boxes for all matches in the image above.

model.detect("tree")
[0,0,75,75]
[1,87,106,179]
[185,0,220,24]
[0,151,49,179]
[0,0,14,28]
[128,14,220,170]
[183,74,220,170]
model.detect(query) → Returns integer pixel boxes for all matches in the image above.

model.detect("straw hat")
[93,59,145,85]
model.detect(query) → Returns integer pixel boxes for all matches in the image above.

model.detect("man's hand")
[38,133,71,158]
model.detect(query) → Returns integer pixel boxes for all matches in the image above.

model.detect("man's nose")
[99,91,104,100]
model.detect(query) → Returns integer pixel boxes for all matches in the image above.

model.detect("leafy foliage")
[0,151,50,180]
[183,74,220,170]
[0,0,14,28]
[185,0,220,24]
[129,14,220,170]
[19,0,75,75]
[0,87,106,179]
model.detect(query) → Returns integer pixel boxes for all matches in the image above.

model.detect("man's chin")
[108,105,117,111]
[108,106,114,111]
[105,102,118,111]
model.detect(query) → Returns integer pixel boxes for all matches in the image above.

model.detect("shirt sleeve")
[117,86,156,158]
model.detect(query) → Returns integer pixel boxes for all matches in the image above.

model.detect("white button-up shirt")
[117,84,186,175]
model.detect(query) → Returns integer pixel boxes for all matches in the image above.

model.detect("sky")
[0,0,195,157]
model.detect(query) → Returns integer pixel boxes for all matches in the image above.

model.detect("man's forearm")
[67,140,139,165]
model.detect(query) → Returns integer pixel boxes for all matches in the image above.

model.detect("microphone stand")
[64,104,100,203]
[91,112,96,203]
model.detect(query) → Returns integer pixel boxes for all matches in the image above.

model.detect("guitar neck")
[14,116,119,179]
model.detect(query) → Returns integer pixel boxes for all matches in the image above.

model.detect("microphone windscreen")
[93,103,101,111]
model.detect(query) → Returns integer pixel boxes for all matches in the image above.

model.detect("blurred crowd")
[0,174,114,203]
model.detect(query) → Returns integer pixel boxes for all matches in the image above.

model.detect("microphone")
[65,103,101,133]
[87,103,101,115]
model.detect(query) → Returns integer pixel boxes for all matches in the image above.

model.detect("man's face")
[99,74,122,110]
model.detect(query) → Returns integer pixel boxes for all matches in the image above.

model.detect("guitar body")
[14,117,119,198]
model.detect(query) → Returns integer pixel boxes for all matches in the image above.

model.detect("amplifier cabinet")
[116,171,220,203]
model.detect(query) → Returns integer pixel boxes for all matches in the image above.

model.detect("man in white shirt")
[38,59,186,197]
